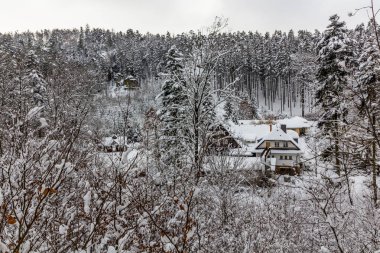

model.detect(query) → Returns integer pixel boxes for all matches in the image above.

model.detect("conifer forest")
[1,1,380,252]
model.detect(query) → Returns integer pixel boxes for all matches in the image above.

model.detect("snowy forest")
[0,3,380,253]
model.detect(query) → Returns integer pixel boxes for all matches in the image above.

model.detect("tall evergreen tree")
[157,46,187,167]
[316,14,354,175]
[355,21,380,206]
[224,99,238,123]
[77,26,85,53]
[24,50,47,107]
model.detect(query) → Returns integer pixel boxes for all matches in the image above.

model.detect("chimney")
[269,124,272,132]
[280,124,287,133]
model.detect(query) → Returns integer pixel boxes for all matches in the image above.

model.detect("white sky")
[0,0,373,34]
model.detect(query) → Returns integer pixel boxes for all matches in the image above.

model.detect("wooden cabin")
[207,124,241,153]
[123,76,139,90]
[98,135,128,153]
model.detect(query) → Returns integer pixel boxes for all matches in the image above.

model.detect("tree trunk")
[372,138,378,207]
[301,82,305,117]
[334,121,341,176]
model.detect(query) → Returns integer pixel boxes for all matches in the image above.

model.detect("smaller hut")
[99,135,128,153]
[207,124,241,153]
[123,75,140,90]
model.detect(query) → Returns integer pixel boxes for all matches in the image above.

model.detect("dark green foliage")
[316,14,353,131]
[315,14,355,174]
[224,100,236,123]
[157,46,187,166]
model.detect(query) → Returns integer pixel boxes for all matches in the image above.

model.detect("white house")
[251,125,304,175]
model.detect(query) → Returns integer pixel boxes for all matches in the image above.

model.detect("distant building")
[231,121,275,146]
[98,135,128,152]
[277,116,311,135]
[207,117,309,174]
[207,124,241,153]
[225,120,306,174]
[251,125,304,175]
[123,75,140,90]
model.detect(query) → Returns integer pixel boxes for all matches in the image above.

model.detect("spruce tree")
[24,50,47,107]
[157,46,187,167]
[223,99,238,123]
[355,21,380,205]
[78,27,85,52]
[316,14,354,175]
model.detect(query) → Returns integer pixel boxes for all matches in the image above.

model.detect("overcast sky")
[0,0,373,34]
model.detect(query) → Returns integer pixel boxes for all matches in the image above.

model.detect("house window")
[275,142,279,147]
[280,156,283,160]
[289,156,292,160]
[284,142,288,147]
[285,156,288,160]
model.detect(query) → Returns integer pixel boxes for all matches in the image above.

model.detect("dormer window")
[283,142,288,147]
[275,142,279,147]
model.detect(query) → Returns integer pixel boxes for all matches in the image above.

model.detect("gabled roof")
[260,127,295,142]
[278,116,311,129]
[209,123,242,149]
[287,129,299,139]
[254,126,302,152]
[102,136,128,146]
[227,122,275,143]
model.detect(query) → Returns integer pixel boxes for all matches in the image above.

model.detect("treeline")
[0,22,322,115]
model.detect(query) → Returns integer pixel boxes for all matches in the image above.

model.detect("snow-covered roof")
[204,156,262,171]
[252,126,303,153]
[260,126,295,142]
[278,116,311,129]
[125,75,137,81]
[228,147,258,157]
[102,136,128,146]
[267,149,304,154]
[228,123,274,143]
[237,119,274,125]
[287,129,299,139]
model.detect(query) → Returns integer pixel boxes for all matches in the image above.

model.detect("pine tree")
[355,21,380,206]
[157,46,187,167]
[316,14,354,175]
[24,50,47,107]
[78,27,85,52]
[224,99,238,123]
[293,52,316,117]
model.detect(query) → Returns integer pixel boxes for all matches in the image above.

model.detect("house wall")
[255,151,303,175]
[265,154,299,167]
[257,140,298,149]
[98,145,128,153]
[124,79,139,89]
[288,127,307,135]
[276,154,298,167]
